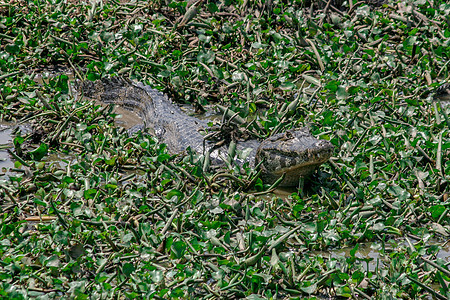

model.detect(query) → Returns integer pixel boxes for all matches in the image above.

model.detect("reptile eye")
[284,131,293,140]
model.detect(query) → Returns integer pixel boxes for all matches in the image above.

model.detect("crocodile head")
[255,127,334,187]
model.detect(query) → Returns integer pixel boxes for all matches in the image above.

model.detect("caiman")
[80,77,334,187]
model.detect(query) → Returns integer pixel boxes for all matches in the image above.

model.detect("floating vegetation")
[0,0,449,299]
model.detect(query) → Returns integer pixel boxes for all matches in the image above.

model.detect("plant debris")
[0,0,449,298]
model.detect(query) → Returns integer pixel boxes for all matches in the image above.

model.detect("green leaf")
[100,31,114,43]
[335,285,352,297]
[122,233,134,243]
[207,2,218,13]
[197,50,215,64]
[350,244,359,257]
[429,205,445,219]
[280,81,295,91]
[62,176,75,184]
[5,44,20,54]
[352,270,365,283]
[300,282,317,294]
[150,270,163,283]
[270,249,279,267]
[171,240,187,259]
[199,34,211,43]
[54,231,70,245]
[157,153,170,162]
[122,262,135,276]
[45,255,61,268]
[33,198,48,207]
[403,36,417,47]
[83,189,97,200]
[68,244,86,259]
[246,294,266,300]
[324,80,339,92]
[387,185,410,202]
[29,143,48,161]
[251,42,267,49]
[302,74,321,86]
[336,85,349,100]
[87,72,100,81]
[13,136,24,147]
[166,189,183,201]
[104,157,116,166]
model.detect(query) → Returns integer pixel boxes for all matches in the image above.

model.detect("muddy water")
[312,240,449,272]
[268,188,450,271]
[0,124,15,177]
[0,123,77,176]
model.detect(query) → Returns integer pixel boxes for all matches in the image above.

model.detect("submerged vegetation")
[0,0,449,298]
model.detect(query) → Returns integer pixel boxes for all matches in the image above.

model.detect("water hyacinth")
[0,0,449,299]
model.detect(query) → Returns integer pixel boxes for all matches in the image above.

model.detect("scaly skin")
[80,77,334,187]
